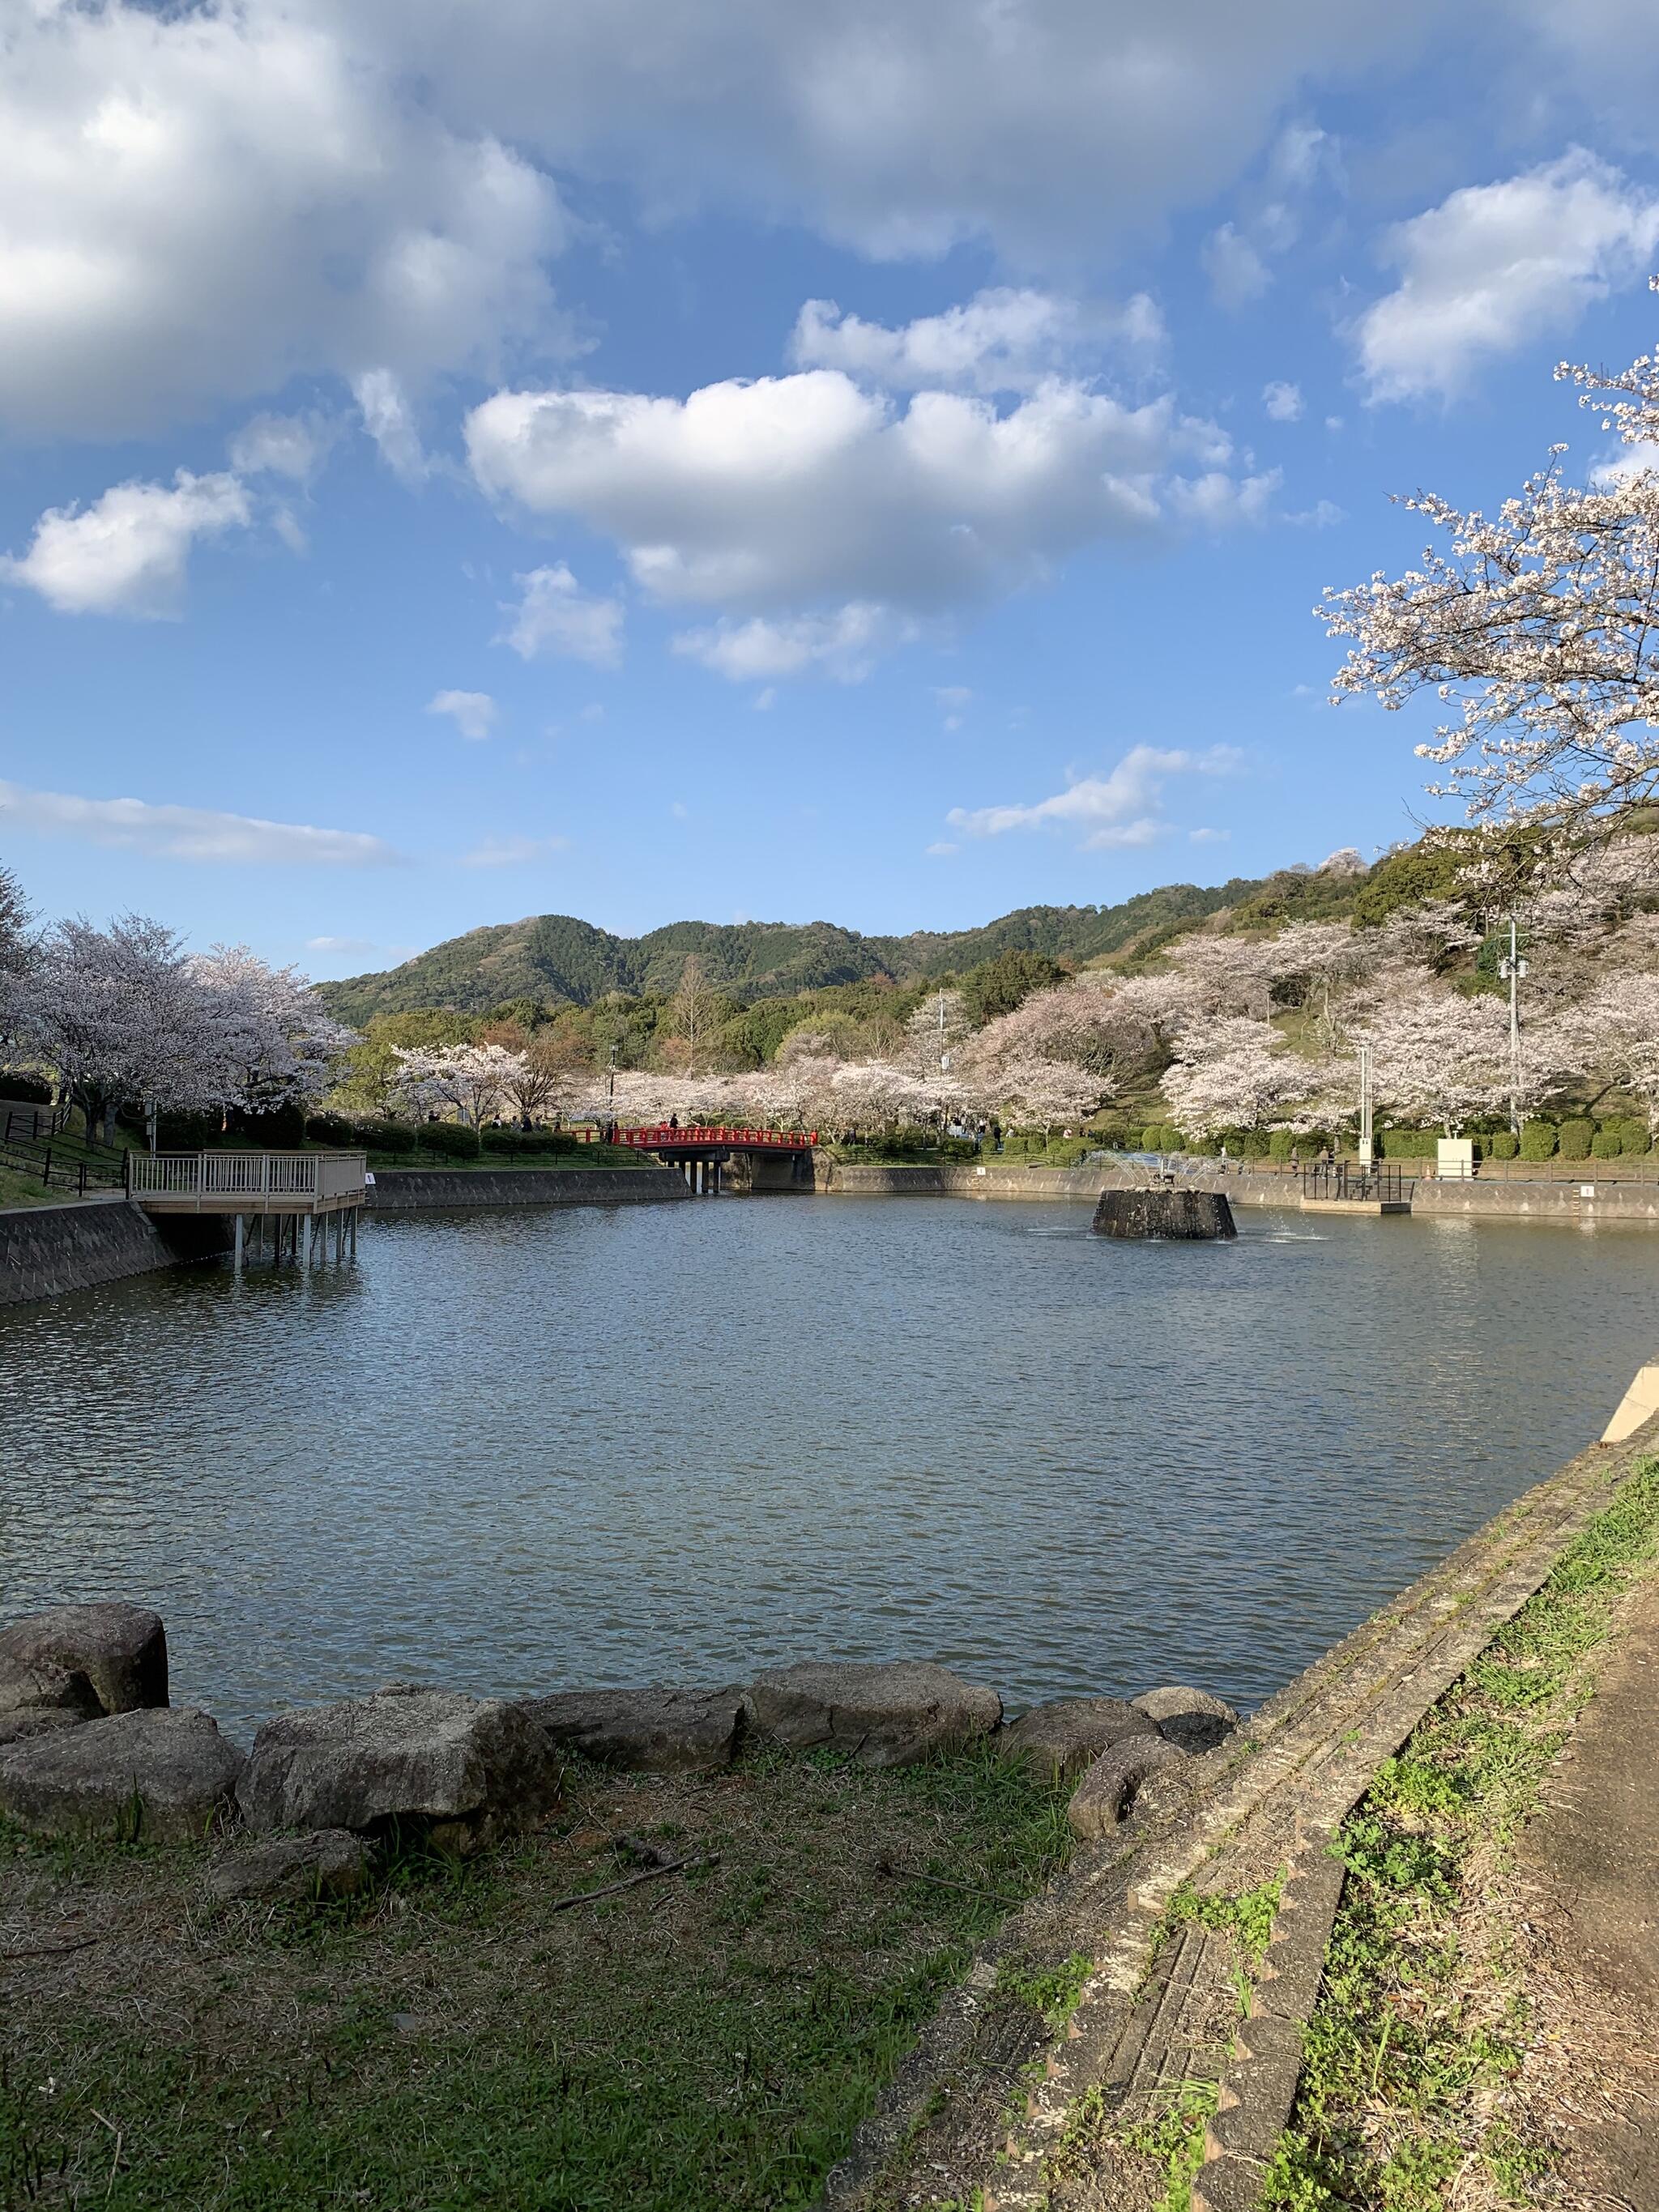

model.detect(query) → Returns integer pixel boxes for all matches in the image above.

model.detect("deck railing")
[125,1151,368,1203]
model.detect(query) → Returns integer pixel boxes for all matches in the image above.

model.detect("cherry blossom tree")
[1563,973,1659,1133]
[0,859,35,1063]
[1163,932,1280,1017]
[25,914,231,1144]
[1324,289,1659,847]
[392,1042,527,1127]
[1356,987,1559,1136]
[1159,1016,1323,1138]
[191,944,356,1118]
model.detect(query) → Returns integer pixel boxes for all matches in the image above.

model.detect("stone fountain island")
[1091,1187,1237,1241]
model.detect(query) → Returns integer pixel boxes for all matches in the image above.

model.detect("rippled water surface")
[2,1196,1654,1733]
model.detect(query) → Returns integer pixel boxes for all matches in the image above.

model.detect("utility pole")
[1357,1042,1374,1168]
[1498,912,1528,1136]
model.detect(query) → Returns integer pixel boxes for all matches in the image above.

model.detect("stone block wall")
[366,1167,691,1211]
[0,1196,232,1309]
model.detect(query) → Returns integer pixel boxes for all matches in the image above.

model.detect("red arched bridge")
[593,1123,818,1194]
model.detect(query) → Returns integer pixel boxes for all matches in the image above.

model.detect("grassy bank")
[1265,1458,1659,2210]
[0,1164,83,1209]
[0,1744,1071,2212]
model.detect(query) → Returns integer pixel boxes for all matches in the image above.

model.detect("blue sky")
[6,1,1659,975]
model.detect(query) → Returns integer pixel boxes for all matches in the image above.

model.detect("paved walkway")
[1515,1570,1659,2209]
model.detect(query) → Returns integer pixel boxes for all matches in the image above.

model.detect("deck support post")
[301,1215,313,1270]
[349,1208,358,1260]
[233,1214,245,1271]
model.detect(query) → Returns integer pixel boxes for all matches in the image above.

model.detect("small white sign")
[1581,1184,1596,1198]
[975,1165,987,1177]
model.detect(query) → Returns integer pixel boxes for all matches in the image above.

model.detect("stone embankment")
[0,1603,1230,1892]
[816,1409,1659,2212]
[366,1166,690,1211]
[0,1195,231,1311]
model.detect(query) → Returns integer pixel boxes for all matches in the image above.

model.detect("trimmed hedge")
[1557,1118,1594,1162]
[1519,1119,1557,1160]
[416,1122,483,1160]
[1592,1130,1623,1160]
[1486,1132,1519,1160]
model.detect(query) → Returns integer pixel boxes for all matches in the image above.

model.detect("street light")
[1498,912,1528,1136]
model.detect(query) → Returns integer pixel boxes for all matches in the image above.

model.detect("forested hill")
[315,861,1372,1023]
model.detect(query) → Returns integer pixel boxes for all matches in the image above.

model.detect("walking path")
[1512,1569,1659,2209]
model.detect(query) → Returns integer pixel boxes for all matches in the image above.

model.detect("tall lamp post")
[1498,913,1528,1136]
[1357,1041,1374,1169]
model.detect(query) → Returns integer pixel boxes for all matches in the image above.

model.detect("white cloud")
[228,411,335,481]
[0,2,568,439]
[1,471,250,617]
[497,564,625,666]
[467,368,1259,630]
[1189,825,1230,843]
[374,2,1427,266]
[1166,470,1281,528]
[0,780,396,864]
[753,687,776,710]
[1591,438,1659,488]
[305,935,377,953]
[1202,224,1271,308]
[1356,149,1659,403]
[354,369,432,484]
[672,603,913,684]
[926,840,959,856]
[1263,379,1303,421]
[459,833,572,867]
[789,288,1163,394]
[946,744,1241,851]
[427,689,498,742]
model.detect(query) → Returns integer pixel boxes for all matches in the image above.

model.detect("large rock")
[1091,1188,1236,1241]
[1131,1685,1240,1756]
[0,1602,168,1715]
[521,1685,746,1772]
[207,1829,373,1903]
[0,1707,244,1842]
[744,1660,1001,1768]
[0,1651,102,1749]
[998,1697,1158,1783]
[1068,1733,1191,1839]
[240,1686,561,1850]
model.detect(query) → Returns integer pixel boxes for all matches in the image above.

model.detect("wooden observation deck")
[126,1150,369,1266]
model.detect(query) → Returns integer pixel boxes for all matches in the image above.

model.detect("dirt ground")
[1512,1571,1659,2210]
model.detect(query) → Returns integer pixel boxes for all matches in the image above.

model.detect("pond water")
[2,1196,1653,1737]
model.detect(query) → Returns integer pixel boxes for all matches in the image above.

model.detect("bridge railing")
[614,1125,819,1151]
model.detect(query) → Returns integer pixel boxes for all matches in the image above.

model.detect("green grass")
[0,1743,1071,2212]
[1264,1459,1659,2212]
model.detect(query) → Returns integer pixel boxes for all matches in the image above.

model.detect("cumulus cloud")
[1,471,250,617]
[1262,379,1303,421]
[0,1,568,439]
[498,565,625,666]
[467,368,1261,625]
[427,689,498,741]
[369,1,1428,266]
[946,744,1241,851]
[228,411,335,481]
[460,833,572,866]
[0,780,396,864]
[789,288,1163,393]
[672,604,913,683]
[1355,149,1659,402]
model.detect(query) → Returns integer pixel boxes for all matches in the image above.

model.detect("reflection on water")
[1,1198,1653,1735]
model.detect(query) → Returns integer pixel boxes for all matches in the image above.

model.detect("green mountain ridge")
[315,865,1358,1024]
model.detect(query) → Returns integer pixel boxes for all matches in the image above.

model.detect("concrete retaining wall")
[0,1196,232,1310]
[1414,1177,1659,1223]
[817,1161,1299,1209]
[366,1166,691,1211]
